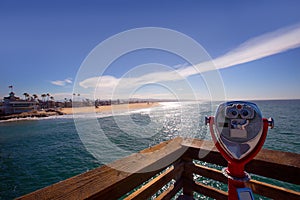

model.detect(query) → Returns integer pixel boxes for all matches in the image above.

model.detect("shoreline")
[61,102,159,115]
[0,110,64,121]
[0,102,159,122]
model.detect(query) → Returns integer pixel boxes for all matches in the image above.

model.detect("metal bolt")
[205,116,210,125]
[268,117,274,129]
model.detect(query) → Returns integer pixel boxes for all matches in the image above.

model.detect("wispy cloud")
[175,23,300,76]
[79,24,300,98]
[204,23,300,71]
[51,78,73,86]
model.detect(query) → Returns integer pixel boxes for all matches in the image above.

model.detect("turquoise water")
[0,100,299,199]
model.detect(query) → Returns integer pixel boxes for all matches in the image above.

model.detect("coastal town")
[0,86,160,120]
[0,89,65,120]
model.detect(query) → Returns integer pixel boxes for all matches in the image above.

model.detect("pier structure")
[18,138,300,200]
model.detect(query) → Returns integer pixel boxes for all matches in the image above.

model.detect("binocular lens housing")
[214,101,263,160]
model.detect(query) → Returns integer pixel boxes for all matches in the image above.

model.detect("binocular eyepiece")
[225,103,254,119]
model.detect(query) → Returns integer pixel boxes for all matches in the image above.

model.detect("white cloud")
[80,76,118,89]
[78,24,300,99]
[51,92,93,101]
[51,92,73,101]
[212,23,300,70]
[51,78,73,86]
[175,23,300,76]
[64,78,73,84]
[51,80,66,86]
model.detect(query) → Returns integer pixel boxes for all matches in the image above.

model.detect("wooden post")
[182,156,194,199]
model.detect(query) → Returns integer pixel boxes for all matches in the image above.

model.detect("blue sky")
[1,0,300,101]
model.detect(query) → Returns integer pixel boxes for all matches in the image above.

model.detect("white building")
[1,92,38,115]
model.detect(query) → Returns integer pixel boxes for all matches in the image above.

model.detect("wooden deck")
[17,137,300,200]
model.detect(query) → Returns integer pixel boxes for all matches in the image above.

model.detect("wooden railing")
[17,137,300,200]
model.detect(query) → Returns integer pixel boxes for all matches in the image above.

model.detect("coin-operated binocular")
[205,101,274,200]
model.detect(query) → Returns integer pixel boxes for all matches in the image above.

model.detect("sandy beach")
[60,102,159,115]
[0,103,159,121]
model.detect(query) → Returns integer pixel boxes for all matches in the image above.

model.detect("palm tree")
[25,93,30,101]
[9,85,13,93]
[33,94,38,101]
[46,93,50,101]
[32,94,39,109]
[41,94,47,109]
[49,96,54,108]
[64,98,68,108]
[23,93,29,100]
[41,94,47,102]
[46,93,51,108]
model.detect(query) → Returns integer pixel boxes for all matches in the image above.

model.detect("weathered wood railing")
[18,137,300,200]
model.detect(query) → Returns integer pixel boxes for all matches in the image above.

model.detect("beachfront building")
[1,92,38,115]
[0,101,4,115]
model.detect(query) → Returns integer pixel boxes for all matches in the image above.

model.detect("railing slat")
[246,179,300,199]
[191,180,228,200]
[187,162,227,183]
[155,184,175,200]
[181,138,300,185]
[186,158,300,199]
[124,162,184,200]
[157,178,183,200]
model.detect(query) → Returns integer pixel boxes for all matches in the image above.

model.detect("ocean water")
[0,100,299,199]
